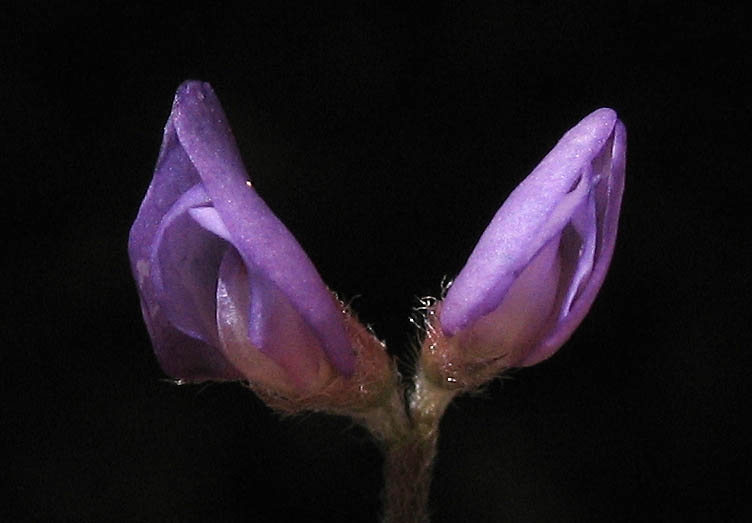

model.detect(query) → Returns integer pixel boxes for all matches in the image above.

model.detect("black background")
[5,2,750,521]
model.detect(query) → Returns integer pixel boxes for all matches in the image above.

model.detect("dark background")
[5,2,750,521]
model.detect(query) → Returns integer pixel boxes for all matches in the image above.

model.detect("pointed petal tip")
[175,79,214,103]
[172,80,226,133]
[563,107,618,144]
[589,107,617,119]
[583,107,617,125]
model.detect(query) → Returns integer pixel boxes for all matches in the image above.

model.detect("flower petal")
[455,233,563,364]
[190,205,333,384]
[150,184,221,344]
[559,192,598,318]
[216,248,337,392]
[172,81,355,376]
[129,115,242,381]
[519,119,626,365]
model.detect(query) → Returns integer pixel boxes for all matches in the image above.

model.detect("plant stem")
[379,367,457,523]
[381,431,438,523]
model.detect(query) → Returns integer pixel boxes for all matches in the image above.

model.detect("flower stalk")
[380,426,439,523]
[371,366,456,523]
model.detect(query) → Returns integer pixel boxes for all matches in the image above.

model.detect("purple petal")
[190,206,332,385]
[150,184,220,344]
[215,249,334,390]
[559,192,597,316]
[129,110,242,381]
[439,108,625,366]
[215,249,293,391]
[188,206,232,241]
[452,233,563,363]
[172,81,355,376]
[519,119,626,366]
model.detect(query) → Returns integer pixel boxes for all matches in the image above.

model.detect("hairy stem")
[379,367,457,523]
[381,431,438,523]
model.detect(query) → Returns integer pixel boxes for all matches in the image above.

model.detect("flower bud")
[129,81,393,412]
[422,109,626,389]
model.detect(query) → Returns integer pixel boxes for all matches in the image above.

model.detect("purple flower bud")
[129,81,390,404]
[425,109,625,385]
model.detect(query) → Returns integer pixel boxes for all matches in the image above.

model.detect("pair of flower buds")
[129,81,625,412]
